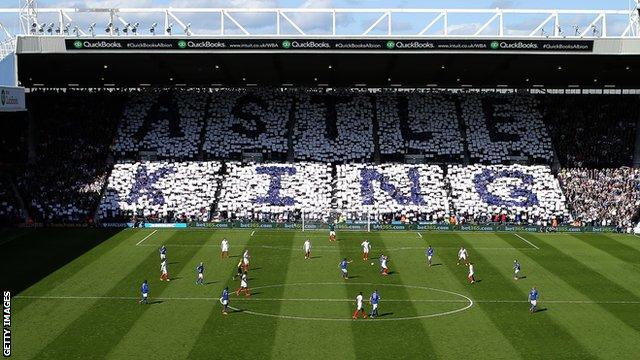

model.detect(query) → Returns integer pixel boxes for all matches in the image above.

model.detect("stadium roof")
[14,36,640,88]
[6,6,640,88]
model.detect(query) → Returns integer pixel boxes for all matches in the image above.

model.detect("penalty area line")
[514,233,539,250]
[135,229,158,246]
[250,231,255,237]
[417,232,422,238]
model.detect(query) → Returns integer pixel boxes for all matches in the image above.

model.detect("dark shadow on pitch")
[148,300,164,305]
[0,228,122,294]
[378,312,393,317]
[534,308,548,313]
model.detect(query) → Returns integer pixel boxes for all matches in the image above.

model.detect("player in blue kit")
[196,262,205,285]
[369,290,380,318]
[220,287,230,315]
[139,280,149,304]
[426,246,434,267]
[514,260,521,280]
[529,287,539,313]
[339,258,353,279]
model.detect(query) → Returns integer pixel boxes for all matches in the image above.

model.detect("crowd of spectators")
[462,93,554,164]
[98,161,221,222]
[2,89,639,229]
[0,177,21,225]
[15,89,125,223]
[559,168,640,228]
[541,95,639,168]
[377,91,464,162]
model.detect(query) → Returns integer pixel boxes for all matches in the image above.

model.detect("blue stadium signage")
[65,38,594,52]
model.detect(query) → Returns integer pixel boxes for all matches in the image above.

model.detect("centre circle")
[229,282,474,322]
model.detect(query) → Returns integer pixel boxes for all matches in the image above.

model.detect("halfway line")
[12,295,640,305]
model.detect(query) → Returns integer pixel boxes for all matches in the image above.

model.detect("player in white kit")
[220,238,229,259]
[457,247,469,266]
[242,249,250,272]
[467,262,475,284]
[352,292,367,319]
[361,239,371,261]
[236,272,251,297]
[303,239,312,260]
[160,259,170,281]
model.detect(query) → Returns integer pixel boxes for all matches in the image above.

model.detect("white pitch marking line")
[13,295,640,305]
[136,244,529,251]
[250,231,255,237]
[514,233,539,250]
[135,229,158,246]
[417,232,423,238]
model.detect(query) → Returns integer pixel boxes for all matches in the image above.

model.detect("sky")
[24,0,640,10]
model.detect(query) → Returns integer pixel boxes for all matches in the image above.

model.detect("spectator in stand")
[15,89,126,223]
[559,168,640,229]
[541,95,639,168]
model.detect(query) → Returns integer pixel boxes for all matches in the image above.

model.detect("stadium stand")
[98,161,221,222]
[376,91,464,162]
[559,168,640,227]
[293,90,375,162]
[203,89,291,161]
[334,163,449,223]
[4,89,639,228]
[0,177,21,224]
[461,92,554,165]
[15,90,125,223]
[217,162,332,222]
[540,95,640,168]
[447,164,568,225]
[114,90,208,159]
[0,111,28,165]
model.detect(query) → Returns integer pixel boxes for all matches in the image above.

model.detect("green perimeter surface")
[3,228,640,359]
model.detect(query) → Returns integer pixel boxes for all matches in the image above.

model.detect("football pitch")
[3,228,640,359]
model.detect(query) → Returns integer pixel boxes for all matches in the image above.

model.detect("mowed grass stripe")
[535,232,640,298]
[560,234,640,293]
[521,233,640,332]
[270,233,356,360]
[449,233,596,359]
[339,232,438,359]
[588,233,640,269]
[11,230,166,360]
[392,232,523,359]
[8,228,126,307]
[33,231,200,359]
[186,230,297,359]
[491,233,640,358]
[106,230,239,359]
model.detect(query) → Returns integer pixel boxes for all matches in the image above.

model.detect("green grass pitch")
[3,228,640,359]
